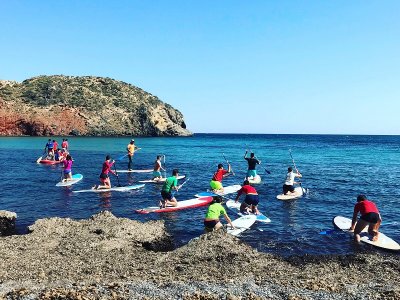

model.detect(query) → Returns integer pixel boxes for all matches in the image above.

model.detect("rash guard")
[354,200,379,216]
[237,185,257,197]
[212,169,228,182]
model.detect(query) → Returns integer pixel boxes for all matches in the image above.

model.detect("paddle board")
[73,184,145,193]
[276,186,304,200]
[195,184,242,198]
[138,175,185,183]
[56,174,83,187]
[116,169,153,173]
[39,159,62,165]
[135,196,213,214]
[246,175,261,184]
[333,216,400,251]
[225,200,271,223]
[226,215,257,236]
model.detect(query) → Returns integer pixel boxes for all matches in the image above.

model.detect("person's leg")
[214,221,223,230]
[368,219,381,241]
[240,202,249,214]
[166,196,178,207]
[353,219,369,242]
[128,155,132,170]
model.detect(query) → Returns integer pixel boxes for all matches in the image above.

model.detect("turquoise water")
[1,134,399,256]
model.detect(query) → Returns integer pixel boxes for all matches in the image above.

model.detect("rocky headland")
[0,76,191,137]
[0,211,398,299]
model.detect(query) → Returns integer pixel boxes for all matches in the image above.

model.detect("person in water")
[282,167,302,195]
[127,139,139,171]
[210,163,232,192]
[160,169,182,208]
[349,194,382,242]
[204,196,235,232]
[62,154,73,182]
[235,179,260,215]
[244,151,260,179]
[93,155,118,190]
[44,139,54,159]
[152,155,165,181]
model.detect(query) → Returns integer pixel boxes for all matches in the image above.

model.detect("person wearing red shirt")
[209,163,231,192]
[350,194,381,242]
[93,155,118,190]
[235,180,260,215]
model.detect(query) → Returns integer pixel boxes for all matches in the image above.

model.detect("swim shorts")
[210,180,222,190]
[244,194,259,206]
[360,212,380,224]
[161,190,173,200]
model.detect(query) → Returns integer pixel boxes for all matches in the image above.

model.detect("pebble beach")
[0,211,398,299]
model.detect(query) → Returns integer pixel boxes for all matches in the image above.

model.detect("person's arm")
[295,172,302,178]
[244,151,248,159]
[227,164,231,173]
[224,213,235,229]
[235,189,243,203]
[350,206,358,231]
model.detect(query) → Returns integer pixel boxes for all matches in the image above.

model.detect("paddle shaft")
[113,161,122,187]
[222,153,235,176]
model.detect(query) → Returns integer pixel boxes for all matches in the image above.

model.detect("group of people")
[43,138,73,183]
[42,138,383,243]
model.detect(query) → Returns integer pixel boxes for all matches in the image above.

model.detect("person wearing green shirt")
[160,169,181,208]
[204,196,235,232]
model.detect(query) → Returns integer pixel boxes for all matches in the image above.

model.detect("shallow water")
[0,134,399,256]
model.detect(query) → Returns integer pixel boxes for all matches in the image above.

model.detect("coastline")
[0,212,398,299]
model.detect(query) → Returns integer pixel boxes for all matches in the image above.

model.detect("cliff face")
[0,76,191,136]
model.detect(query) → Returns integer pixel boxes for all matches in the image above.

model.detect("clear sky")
[1,1,399,134]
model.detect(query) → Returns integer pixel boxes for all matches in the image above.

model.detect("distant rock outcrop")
[0,76,191,136]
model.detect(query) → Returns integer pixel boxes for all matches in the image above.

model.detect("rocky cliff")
[0,75,191,136]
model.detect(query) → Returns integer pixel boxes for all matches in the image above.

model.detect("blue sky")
[1,1,399,134]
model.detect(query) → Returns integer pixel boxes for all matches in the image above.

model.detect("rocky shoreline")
[0,211,398,299]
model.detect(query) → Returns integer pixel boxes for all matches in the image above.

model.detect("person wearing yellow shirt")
[127,139,139,171]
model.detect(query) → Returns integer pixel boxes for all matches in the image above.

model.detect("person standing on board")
[349,194,382,242]
[62,154,73,182]
[235,180,260,215]
[93,155,118,190]
[210,163,232,192]
[44,139,54,159]
[244,151,260,179]
[61,139,69,152]
[127,139,139,171]
[152,155,165,181]
[160,169,181,208]
[204,196,235,232]
[282,167,302,195]
[53,139,58,152]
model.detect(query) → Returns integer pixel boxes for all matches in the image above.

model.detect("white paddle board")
[246,175,261,184]
[195,184,242,198]
[73,184,145,193]
[138,175,185,183]
[135,196,213,214]
[116,169,153,173]
[56,174,83,187]
[333,216,400,251]
[225,200,271,223]
[276,186,304,200]
[226,215,257,236]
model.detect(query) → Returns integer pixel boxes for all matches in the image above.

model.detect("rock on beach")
[0,211,398,299]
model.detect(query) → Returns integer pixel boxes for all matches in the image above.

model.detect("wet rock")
[0,210,17,236]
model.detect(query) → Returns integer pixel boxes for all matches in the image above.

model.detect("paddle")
[289,149,305,191]
[245,146,271,174]
[36,152,46,163]
[113,161,122,187]
[222,153,235,176]
[117,148,142,161]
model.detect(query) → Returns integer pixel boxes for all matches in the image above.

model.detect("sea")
[0,134,399,256]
